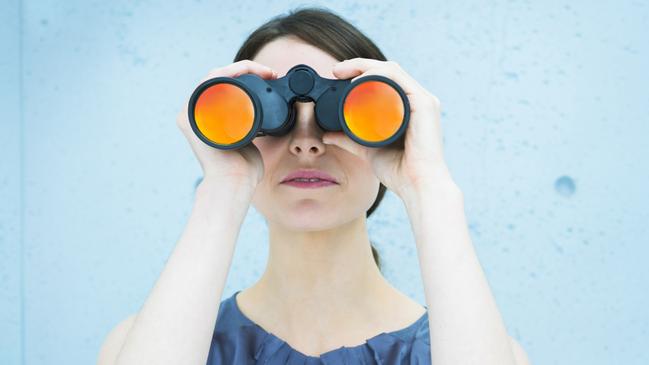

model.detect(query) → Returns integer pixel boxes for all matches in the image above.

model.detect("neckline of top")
[229,290,428,359]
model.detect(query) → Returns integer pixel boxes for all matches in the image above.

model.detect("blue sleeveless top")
[206,290,432,364]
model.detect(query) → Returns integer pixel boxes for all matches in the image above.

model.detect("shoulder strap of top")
[413,310,430,345]
[214,291,247,333]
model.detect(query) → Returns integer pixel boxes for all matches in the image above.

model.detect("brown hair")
[234,5,388,271]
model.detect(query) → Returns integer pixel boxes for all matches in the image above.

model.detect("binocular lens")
[194,83,255,146]
[343,80,405,143]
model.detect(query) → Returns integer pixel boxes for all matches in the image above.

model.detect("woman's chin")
[285,201,331,216]
[278,206,340,230]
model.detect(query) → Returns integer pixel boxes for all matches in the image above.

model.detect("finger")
[334,58,426,97]
[199,60,278,84]
[352,66,427,98]
[331,58,384,80]
[219,60,278,78]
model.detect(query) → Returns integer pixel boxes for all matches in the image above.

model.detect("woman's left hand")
[323,58,458,200]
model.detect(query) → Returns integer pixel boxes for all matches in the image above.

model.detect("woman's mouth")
[281,178,338,188]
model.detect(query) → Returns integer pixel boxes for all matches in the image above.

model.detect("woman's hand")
[176,60,278,191]
[324,58,459,200]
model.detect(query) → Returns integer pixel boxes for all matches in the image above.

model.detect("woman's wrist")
[398,165,463,208]
[194,178,254,218]
[198,175,256,195]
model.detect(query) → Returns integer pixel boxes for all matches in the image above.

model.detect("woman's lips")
[281,179,338,188]
[280,169,339,184]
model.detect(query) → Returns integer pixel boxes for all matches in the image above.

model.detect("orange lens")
[342,80,405,143]
[194,83,255,146]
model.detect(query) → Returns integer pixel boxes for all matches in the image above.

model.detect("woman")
[98,7,531,365]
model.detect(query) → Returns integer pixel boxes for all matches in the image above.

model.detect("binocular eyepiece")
[188,63,410,150]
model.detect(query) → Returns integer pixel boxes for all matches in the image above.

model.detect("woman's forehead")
[252,36,339,79]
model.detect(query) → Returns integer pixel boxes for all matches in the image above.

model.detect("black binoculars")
[188,63,410,150]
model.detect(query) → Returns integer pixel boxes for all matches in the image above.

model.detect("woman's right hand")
[176,60,278,192]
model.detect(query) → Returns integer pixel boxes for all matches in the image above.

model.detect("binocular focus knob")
[288,69,314,96]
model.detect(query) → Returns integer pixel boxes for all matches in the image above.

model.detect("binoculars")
[187,63,410,150]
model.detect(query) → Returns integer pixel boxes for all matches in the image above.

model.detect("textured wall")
[1,1,23,364]
[1,1,648,364]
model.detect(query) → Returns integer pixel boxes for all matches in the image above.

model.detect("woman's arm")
[325,57,532,364]
[401,174,530,365]
[111,180,252,365]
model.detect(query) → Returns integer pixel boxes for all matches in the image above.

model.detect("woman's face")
[250,36,380,231]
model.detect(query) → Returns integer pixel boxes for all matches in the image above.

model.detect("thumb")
[322,132,369,160]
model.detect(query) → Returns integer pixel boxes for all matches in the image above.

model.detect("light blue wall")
[1,0,23,364]
[1,1,648,364]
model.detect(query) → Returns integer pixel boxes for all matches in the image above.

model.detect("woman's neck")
[248,214,395,326]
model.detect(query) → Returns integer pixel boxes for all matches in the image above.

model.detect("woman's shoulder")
[206,291,260,364]
[385,304,430,346]
[378,304,430,364]
[213,291,248,331]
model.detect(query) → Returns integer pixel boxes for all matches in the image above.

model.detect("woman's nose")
[287,101,327,157]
